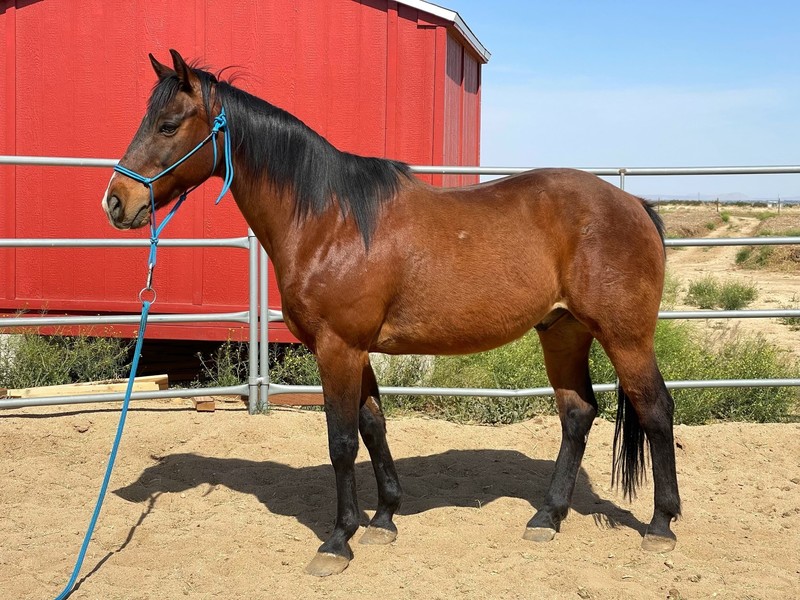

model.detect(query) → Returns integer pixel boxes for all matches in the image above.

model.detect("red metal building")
[0,0,489,343]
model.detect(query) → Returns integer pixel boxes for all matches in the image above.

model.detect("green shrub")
[685,275,757,310]
[779,296,800,330]
[195,341,249,387]
[735,245,774,268]
[372,354,430,410]
[401,333,554,423]
[0,333,130,389]
[267,344,321,386]
[720,211,731,223]
[685,275,721,309]
[754,211,777,222]
[718,281,758,310]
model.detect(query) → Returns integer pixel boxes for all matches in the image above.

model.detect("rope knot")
[212,107,228,132]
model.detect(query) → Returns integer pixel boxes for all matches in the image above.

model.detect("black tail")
[611,385,647,500]
[641,199,666,251]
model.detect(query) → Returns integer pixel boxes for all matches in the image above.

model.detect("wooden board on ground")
[3,374,169,399]
[268,393,324,406]
[190,395,249,412]
[188,394,324,410]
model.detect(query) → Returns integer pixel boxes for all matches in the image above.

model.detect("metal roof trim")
[395,0,491,62]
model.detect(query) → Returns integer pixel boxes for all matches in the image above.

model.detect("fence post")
[247,228,260,413]
[259,245,270,409]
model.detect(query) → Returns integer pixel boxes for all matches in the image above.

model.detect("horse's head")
[102,49,219,229]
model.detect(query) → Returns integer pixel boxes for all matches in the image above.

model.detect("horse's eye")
[159,122,178,136]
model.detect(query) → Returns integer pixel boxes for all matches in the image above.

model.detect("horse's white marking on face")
[101,174,115,214]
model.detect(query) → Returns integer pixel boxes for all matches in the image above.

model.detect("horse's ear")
[149,53,173,80]
[169,48,195,93]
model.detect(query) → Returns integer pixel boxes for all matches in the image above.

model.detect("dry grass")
[736,210,800,271]
[658,204,800,270]
[656,204,728,238]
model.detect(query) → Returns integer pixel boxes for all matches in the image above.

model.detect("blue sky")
[445,0,800,199]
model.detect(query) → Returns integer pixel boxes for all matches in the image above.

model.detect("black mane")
[147,66,411,247]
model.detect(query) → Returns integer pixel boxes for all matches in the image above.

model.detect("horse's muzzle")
[102,176,150,230]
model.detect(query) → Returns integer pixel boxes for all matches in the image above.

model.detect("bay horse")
[104,50,680,576]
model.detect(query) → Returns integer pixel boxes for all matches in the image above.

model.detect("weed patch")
[0,333,131,389]
[685,275,757,310]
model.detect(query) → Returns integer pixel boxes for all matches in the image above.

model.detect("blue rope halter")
[53,108,233,600]
[113,107,234,290]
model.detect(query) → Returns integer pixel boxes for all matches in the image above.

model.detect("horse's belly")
[374,286,555,355]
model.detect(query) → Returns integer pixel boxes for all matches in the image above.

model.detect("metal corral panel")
[0,0,487,342]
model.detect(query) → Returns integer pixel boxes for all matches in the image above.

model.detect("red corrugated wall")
[0,0,483,342]
[443,34,481,187]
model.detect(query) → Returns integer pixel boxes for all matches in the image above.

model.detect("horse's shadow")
[114,449,646,541]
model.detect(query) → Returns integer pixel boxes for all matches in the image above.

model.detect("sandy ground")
[2,401,798,599]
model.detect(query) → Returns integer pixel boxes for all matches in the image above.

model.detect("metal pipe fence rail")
[1,156,799,412]
[0,232,265,413]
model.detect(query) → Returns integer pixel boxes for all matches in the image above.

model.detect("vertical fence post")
[247,228,260,413]
[260,245,270,409]
[619,168,626,190]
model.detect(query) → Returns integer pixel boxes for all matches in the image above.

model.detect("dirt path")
[666,214,800,361]
[2,403,799,599]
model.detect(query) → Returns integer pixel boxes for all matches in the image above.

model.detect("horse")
[103,49,680,576]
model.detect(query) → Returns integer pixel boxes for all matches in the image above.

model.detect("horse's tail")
[611,384,646,500]
[640,199,666,252]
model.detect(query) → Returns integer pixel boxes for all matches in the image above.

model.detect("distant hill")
[642,193,800,205]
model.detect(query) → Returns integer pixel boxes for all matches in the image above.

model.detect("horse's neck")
[228,172,307,276]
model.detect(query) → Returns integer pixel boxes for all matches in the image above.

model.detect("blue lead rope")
[53,301,151,600]
[54,108,233,599]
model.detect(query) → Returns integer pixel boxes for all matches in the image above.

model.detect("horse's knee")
[328,431,359,468]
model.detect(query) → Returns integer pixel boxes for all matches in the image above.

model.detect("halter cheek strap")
[113,107,234,287]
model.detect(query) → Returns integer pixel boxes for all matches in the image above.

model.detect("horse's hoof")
[641,533,677,553]
[305,552,350,576]
[523,527,557,542]
[359,526,397,545]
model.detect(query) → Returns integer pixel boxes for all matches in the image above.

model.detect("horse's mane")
[146,65,411,247]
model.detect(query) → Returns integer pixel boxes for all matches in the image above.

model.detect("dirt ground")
[2,401,798,599]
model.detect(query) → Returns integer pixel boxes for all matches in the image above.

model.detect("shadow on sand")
[114,449,646,541]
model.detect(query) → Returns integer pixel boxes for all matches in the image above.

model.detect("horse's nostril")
[108,195,123,220]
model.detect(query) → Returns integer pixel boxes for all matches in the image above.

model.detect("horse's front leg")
[306,338,366,577]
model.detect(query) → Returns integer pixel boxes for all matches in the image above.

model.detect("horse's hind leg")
[600,338,681,552]
[358,360,402,545]
[525,314,597,542]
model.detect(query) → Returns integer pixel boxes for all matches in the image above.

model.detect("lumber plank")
[269,393,324,406]
[5,374,169,398]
